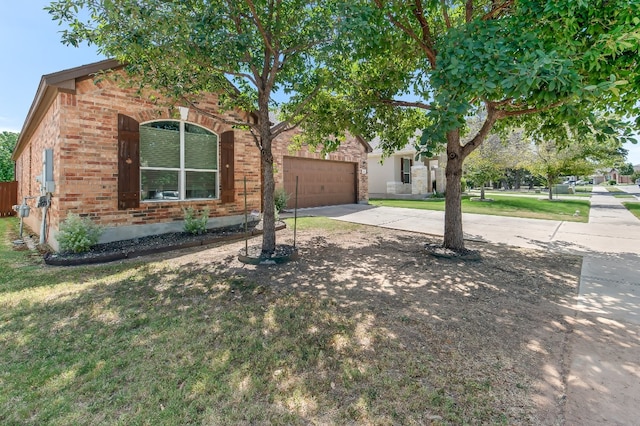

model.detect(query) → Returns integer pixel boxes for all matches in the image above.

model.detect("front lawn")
[0,216,580,424]
[370,195,590,222]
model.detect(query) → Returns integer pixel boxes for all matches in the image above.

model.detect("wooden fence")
[0,181,18,217]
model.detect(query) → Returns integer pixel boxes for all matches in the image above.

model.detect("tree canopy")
[48,0,640,252]
[0,131,18,182]
[304,0,640,250]
[47,0,340,256]
[526,135,625,199]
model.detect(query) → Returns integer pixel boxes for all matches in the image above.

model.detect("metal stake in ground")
[244,177,248,256]
[294,176,298,249]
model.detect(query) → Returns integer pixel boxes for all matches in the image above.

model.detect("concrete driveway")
[286,186,640,425]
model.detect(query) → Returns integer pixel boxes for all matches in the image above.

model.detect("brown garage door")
[283,157,356,208]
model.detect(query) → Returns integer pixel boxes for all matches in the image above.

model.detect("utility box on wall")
[43,148,55,193]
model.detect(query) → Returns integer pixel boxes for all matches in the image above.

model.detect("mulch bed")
[44,221,285,266]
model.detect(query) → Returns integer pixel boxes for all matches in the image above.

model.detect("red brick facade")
[14,67,261,250]
[271,130,370,203]
[14,61,369,250]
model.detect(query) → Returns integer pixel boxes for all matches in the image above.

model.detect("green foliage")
[460,178,467,193]
[46,0,340,255]
[301,0,639,249]
[608,180,617,185]
[0,131,18,182]
[618,162,635,176]
[183,207,209,235]
[274,188,290,213]
[57,213,103,253]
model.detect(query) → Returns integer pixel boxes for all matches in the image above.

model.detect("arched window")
[139,120,218,201]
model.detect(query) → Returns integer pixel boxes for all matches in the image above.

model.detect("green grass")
[1,217,522,424]
[283,216,364,232]
[613,194,636,198]
[604,187,636,198]
[573,185,593,195]
[471,186,593,197]
[370,195,590,222]
[623,202,640,220]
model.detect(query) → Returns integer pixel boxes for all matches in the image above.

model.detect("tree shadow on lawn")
[1,226,608,425]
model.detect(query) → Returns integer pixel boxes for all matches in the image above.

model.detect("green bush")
[608,180,617,185]
[57,213,103,253]
[460,178,467,193]
[274,188,290,213]
[183,207,209,235]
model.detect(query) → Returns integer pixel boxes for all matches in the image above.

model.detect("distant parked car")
[562,179,576,185]
[154,191,179,200]
[575,180,587,185]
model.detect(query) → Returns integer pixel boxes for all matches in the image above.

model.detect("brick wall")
[15,98,62,239]
[271,130,369,203]
[17,70,262,249]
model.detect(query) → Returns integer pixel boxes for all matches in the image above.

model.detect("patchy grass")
[0,217,579,424]
[623,202,640,220]
[605,187,624,192]
[370,195,590,222]
[569,185,593,197]
[283,216,364,232]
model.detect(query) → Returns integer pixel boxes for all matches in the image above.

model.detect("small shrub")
[460,178,467,193]
[57,213,103,253]
[274,188,290,213]
[608,180,617,185]
[183,207,209,235]
[431,191,445,199]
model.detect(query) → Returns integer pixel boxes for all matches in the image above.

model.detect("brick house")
[12,59,370,250]
[271,126,371,209]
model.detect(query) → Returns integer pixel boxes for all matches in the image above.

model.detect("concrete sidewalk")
[564,187,640,426]
[286,186,640,424]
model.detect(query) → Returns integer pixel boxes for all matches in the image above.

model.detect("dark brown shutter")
[117,114,140,210]
[220,130,235,203]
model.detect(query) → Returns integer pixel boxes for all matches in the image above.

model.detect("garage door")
[283,157,357,208]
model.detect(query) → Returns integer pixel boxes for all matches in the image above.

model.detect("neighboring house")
[592,168,633,185]
[12,59,369,250]
[367,138,445,198]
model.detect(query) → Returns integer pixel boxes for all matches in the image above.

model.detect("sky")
[1,1,639,165]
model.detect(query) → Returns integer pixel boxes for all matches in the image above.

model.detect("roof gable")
[12,59,122,160]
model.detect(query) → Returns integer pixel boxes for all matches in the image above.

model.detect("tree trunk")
[547,176,554,200]
[256,97,276,256]
[480,185,485,200]
[443,130,465,250]
[261,144,276,256]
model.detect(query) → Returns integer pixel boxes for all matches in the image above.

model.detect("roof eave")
[12,58,122,161]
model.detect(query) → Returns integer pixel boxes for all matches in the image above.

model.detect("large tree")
[464,135,511,199]
[307,0,640,250]
[47,0,338,257]
[526,136,625,199]
[0,131,18,182]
